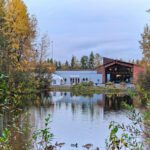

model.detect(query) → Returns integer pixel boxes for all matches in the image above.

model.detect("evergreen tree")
[65,60,69,68]
[131,59,135,64]
[55,61,58,70]
[89,51,94,69]
[58,61,62,70]
[50,58,53,64]
[47,58,50,63]
[71,56,76,69]
[80,56,89,69]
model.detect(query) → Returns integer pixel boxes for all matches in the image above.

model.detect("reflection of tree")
[0,108,31,150]
[58,101,62,109]
[90,103,94,120]
[81,103,88,114]
[104,94,133,111]
[71,103,76,115]
[0,115,3,136]
[65,102,69,110]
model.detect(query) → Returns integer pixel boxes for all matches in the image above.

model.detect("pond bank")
[50,85,134,96]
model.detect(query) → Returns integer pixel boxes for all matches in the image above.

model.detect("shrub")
[106,81,113,86]
[80,81,94,87]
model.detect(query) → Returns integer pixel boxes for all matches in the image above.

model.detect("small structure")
[54,70,102,86]
[51,74,64,86]
[96,57,144,84]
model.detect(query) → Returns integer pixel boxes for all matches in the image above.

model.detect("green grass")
[50,84,128,96]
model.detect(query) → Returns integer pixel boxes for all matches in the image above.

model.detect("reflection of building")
[50,92,104,103]
[50,92,105,120]
[97,57,144,84]
[52,70,102,86]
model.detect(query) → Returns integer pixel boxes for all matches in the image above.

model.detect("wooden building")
[96,57,144,84]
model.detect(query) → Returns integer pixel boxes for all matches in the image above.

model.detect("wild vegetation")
[106,10,150,150]
[0,0,54,93]
[0,0,150,150]
[0,0,54,149]
[71,82,128,96]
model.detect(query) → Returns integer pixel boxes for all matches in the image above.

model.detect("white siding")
[51,74,64,86]
[55,70,102,86]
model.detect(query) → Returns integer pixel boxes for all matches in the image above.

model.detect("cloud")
[24,0,149,62]
[71,39,132,51]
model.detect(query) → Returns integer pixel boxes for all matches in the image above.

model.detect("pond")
[0,92,133,150]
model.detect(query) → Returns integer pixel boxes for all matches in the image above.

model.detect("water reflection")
[0,107,31,150]
[0,92,133,150]
[28,92,133,150]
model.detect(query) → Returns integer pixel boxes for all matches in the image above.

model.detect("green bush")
[80,81,94,87]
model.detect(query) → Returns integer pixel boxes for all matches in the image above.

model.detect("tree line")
[47,52,102,70]
[47,54,144,71]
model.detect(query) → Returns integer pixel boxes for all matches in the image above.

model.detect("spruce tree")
[80,56,89,69]
[89,51,94,69]
[71,56,76,69]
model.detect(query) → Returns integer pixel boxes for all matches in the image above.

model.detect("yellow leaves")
[0,0,37,72]
[5,0,30,36]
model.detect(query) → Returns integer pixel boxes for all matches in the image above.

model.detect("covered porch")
[105,64,133,83]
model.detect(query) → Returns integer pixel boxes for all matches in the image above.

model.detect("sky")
[24,0,150,62]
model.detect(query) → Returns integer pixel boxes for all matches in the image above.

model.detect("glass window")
[78,78,80,83]
[53,80,56,84]
[64,78,67,82]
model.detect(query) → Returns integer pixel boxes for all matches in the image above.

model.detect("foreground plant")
[0,128,11,150]
[32,114,53,150]
[106,107,144,150]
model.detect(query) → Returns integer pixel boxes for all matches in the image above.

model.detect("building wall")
[51,74,64,86]
[133,65,145,83]
[96,66,106,83]
[55,70,102,86]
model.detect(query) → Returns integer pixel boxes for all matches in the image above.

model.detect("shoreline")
[50,85,134,95]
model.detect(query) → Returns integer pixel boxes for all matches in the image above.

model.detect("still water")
[28,92,133,150]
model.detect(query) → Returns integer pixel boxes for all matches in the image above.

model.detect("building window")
[86,78,88,81]
[64,78,67,83]
[83,78,85,81]
[53,92,56,96]
[78,78,80,83]
[53,80,56,84]
[61,79,63,85]
[70,78,73,84]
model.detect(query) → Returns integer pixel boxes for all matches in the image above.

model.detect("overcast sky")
[24,0,150,62]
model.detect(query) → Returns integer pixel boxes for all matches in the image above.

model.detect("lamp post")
[51,40,54,61]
